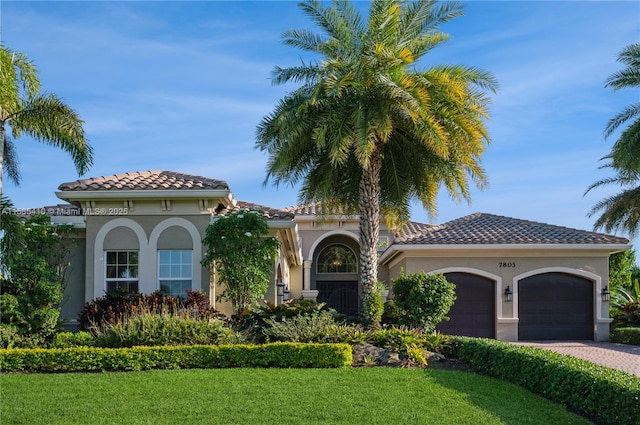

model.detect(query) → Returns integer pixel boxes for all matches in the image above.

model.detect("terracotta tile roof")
[395,221,435,239]
[395,213,629,245]
[58,171,229,191]
[217,201,295,221]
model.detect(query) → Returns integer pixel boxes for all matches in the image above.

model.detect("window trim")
[316,244,358,274]
[104,250,139,294]
[157,249,193,298]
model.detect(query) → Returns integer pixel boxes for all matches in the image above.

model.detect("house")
[50,170,630,341]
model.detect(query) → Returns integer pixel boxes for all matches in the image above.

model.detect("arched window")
[317,245,357,273]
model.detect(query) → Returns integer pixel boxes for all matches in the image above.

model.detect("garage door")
[435,272,495,338]
[518,272,593,340]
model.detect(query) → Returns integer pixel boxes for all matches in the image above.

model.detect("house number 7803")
[499,262,516,268]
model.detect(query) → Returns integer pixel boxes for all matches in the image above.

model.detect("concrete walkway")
[513,341,640,377]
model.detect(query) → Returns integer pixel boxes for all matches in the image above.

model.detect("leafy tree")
[0,214,75,345]
[256,0,497,323]
[586,43,640,236]
[391,271,456,330]
[0,44,93,197]
[201,208,280,317]
[609,249,635,290]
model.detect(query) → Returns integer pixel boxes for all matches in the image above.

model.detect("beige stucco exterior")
[52,171,630,341]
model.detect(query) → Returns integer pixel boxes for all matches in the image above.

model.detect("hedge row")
[0,343,353,372]
[449,337,640,425]
[611,327,640,346]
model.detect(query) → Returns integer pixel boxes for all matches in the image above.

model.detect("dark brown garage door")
[518,272,593,340]
[436,272,495,338]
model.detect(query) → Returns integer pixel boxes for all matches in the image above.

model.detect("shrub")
[381,299,401,325]
[612,300,640,328]
[0,343,353,372]
[611,327,640,345]
[49,331,94,348]
[262,310,365,343]
[450,337,640,425]
[363,282,384,328]
[391,271,456,330]
[91,312,240,348]
[368,327,450,354]
[238,299,338,343]
[78,289,221,331]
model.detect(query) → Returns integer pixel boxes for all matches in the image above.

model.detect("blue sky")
[2,1,639,244]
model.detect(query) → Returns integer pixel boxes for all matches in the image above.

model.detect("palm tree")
[256,0,497,316]
[586,43,640,236]
[0,44,93,198]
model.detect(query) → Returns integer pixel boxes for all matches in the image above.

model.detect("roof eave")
[379,243,633,265]
[56,189,235,204]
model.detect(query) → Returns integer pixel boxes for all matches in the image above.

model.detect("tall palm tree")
[0,44,93,198]
[586,43,640,236]
[256,0,497,315]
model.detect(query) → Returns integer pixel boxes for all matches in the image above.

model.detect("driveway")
[513,341,640,377]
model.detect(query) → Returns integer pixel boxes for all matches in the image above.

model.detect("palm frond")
[2,136,20,185]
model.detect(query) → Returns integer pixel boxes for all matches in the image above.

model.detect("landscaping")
[0,368,594,425]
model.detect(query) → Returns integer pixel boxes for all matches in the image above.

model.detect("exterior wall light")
[277,279,285,304]
[602,286,610,302]
[504,285,513,302]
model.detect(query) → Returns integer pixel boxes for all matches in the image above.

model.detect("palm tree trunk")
[0,122,5,199]
[358,146,383,309]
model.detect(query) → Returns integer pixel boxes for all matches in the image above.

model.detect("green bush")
[91,313,241,348]
[368,327,450,354]
[391,271,456,330]
[0,343,353,372]
[262,310,367,344]
[381,299,401,325]
[611,327,640,346]
[363,282,385,327]
[49,331,94,348]
[450,337,640,425]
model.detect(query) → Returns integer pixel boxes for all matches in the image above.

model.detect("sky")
[1,1,639,246]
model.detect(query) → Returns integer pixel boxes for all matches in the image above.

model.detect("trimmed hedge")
[449,337,640,425]
[0,343,352,372]
[611,327,640,346]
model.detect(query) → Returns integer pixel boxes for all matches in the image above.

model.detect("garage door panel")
[436,272,495,338]
[518,272,593,340]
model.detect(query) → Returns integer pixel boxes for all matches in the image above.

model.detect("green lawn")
[1,368,592,425]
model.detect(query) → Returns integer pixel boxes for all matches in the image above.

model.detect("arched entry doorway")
[312,237,360,316]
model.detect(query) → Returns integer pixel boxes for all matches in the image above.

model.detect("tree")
[608,249,635,291]
[0,214,75,346]
[586,43,640,236]
[256,0,497,320]
[201,208,280,317]
[0,44,93,197]
[391,271,456,330]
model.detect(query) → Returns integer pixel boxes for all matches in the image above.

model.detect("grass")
[0,368,592,425]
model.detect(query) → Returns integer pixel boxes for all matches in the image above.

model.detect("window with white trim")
[105,251,139,294]
[158,250,192,298]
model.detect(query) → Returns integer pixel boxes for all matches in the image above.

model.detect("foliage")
[0,343,353,372]
[0,44,92,196]
[610,327,640,345]
[49,331,94,348]
[609,250,636,290]
[362,281,385,328]
[237,299,338,342]
[0,214,75,344]
[391,271,456,330]
[450,336,640,425]
[586,43,640,236]
[381,299,402,325]
[201,208,280,317]
[256,0,497,301]
[91,312,240,348]
[368,326,451,354]
[261,310,366,344]
[78,289,219,331]
[611,300,640,328]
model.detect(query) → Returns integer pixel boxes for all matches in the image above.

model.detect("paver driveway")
[514,341,640,377]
